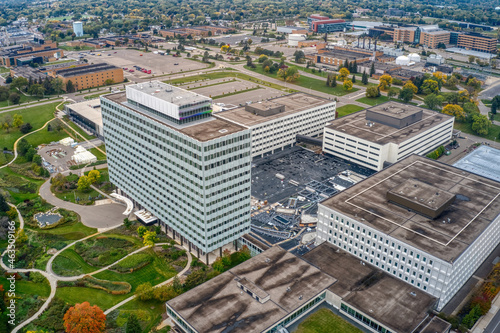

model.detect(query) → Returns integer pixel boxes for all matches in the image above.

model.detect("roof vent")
[410,292,416,297]
[299,295,303,300]
[219,129,228,133]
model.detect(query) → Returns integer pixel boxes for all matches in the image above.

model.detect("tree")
[442,104,466,122]
[351,74,356,83]
[13,114,23,128]
[366,86,380,98]
[338,67,350,81]
[378,75,392,91]
[387,88,398,99]
[220,44,229,53]
[352,60,358,73]
[126,314,141,333]
[361,71,368,85]
[25,147,36,162]
[143,230,158,246]
[63,302,106,333]
[421,79,439,95]
[369,62,375,76]
[467,77,481,92]
[331,75,337,88]
[7,206,17,220]
[277,66,300,82]
[11,77,28,92]
[471,114,491,136]
[399,87,414,103]
[87,170,101,184]
[184,269,207,290]
[0,193,9,212]
[18,138,31,155]
[424,94,441,110]
[137,226,147,237]
[343,79,353,91]
[77,175,92,191]
[0,86,10,101]
[20,123,32,134]
[403,81,418,94]
[66,80,75,93]
[293,50,305,63]
[9,93,20,105]
[32,154,42,166]
[123,218,131,229]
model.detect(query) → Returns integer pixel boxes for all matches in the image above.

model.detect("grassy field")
[113,298,167,332]
[356,95,390,106]
[244,65,359,97]
[26,120,74,148]
[0,66,9,73]
[52,248,99,276]
[490,113,500,122]
[165,70,295,93]
[295,308,363,333]
[59,45,96,51]
[84,91,110,100]
[336,104,365,118]
[89,145,106,160]
[54,187,102,204]
[0,275,51,298]
[62,118,96,140]
[36,218,97,241]
[0,93,45,108]
[454,121,500,142]
[55,286,129,310]
[0,101,61,151]
[45,59,77,66]
[285,62,377,87]
[0,166,46,203]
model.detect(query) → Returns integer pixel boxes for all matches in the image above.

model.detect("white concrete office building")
[73,21,84,37]
[322,102,454,171]
[101,81,252,261]
[216,93,336,158]
[316,155,500,310]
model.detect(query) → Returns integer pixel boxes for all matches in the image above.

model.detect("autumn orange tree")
[63,302,106,333]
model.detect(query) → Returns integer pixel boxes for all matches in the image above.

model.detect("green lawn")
[0,93,45,108]
[356,95,390,106]
[54,188,102,204]
[0,66,9,73]
[45,59,77,66]
[26,120,73,148]
[0,101,61,151]
[58,45,96,51]
[336,104,365,118]
[62,118,96,140]
[454,121,500,142]
[0,275,51,298]
[36,219,97,241]
[113,298,166,332]
[489,112,500,122]
[89,145,106,160]
[52,248,98,276]
[244,65,358,97]
[55,286,129,310]
[84,91,110,100]
[285,62,377,87]
[94,249,178,290]
[0,166,46,204]
[295,308,363,333]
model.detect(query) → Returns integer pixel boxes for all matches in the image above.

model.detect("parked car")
[174,63,179,65]
[129,69,135,72]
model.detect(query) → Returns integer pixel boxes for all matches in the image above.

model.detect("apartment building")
[215,93,336,158]
[54,63,124,91]
[457,32,497,53]
[100,81,252,262]
[322,102,454,171]
[316,154,500,310]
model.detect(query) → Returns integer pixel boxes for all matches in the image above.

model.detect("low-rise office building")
[457,32,497,53]
[316,154,500,310]
[215,93,336,158]
[64,99,104,139]
[167,244,448,333]
[54,63,124,91]
[310,46,382,67]
[421,30,450,48]
[0,40,63,67]
[322,102,454,171]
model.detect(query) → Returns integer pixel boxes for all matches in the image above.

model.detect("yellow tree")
[220,45,229,53]
[403,81,418,94]
[432,71,447,84]
[87,170,101,184]
[338,67,350,81]
[378,74,393,91]
[442,104,466,122]
[13,114,23,128]
[343,79,353,91]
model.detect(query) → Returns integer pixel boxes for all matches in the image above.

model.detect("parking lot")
[83,49,209,79]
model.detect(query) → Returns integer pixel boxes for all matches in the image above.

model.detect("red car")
[147,70,151,74]
[129,69,135,72]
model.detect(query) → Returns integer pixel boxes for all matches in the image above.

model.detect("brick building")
[457,32,497,53]
[53,63,124,91]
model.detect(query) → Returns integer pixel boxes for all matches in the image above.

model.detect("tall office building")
[73,21,84,37]
[101,81,252,261]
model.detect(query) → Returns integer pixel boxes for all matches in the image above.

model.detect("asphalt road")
[485,310,500,333]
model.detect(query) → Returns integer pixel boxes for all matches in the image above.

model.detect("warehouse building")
[167,244,450,333]
[316,154,500,310]
[215,93,336,158]
[101,81,252,262]
[322,102,454,171]
[54,63,124,91]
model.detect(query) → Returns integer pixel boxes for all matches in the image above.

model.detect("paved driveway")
[39,179,126,228]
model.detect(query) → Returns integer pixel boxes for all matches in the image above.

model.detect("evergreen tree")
[362,71,369,85]
[66,80,75,93]
[370,62,375,76]
[353,60,358,73]
[126,314,141,333]
[344,58,349,70]
[331,75,337,88]
[28,76,33,88]
[0,193,9,212]
[352,74,356,83]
